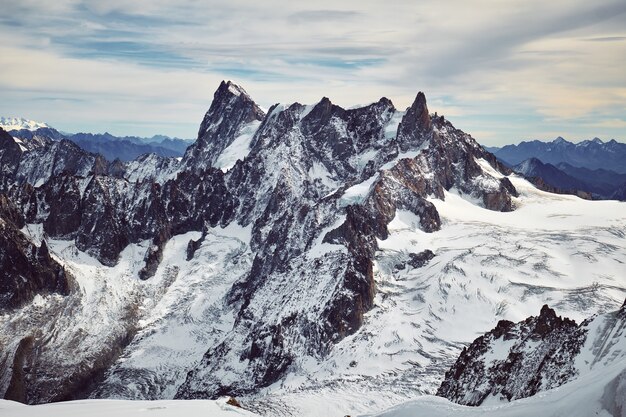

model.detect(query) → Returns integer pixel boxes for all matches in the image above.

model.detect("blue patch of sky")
[54,38,199,69]
[286,57,385,69]
[74,4,195,27]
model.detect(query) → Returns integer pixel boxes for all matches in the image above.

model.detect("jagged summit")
[222,80,248,97]
[182,81,265,170]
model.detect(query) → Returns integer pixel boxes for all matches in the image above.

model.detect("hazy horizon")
[1,1,625,145]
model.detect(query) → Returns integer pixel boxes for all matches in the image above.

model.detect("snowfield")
[0,398,261,417]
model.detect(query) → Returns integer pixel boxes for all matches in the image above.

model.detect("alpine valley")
[0,82,624,417]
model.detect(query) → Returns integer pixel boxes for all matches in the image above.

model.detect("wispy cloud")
[583,36,626,42]
[288,10,361,23]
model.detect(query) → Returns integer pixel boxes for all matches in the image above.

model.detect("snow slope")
[0,224,252,403]
[0,397,261,417]
[368,360,625,417]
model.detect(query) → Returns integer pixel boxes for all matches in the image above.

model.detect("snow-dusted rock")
[437,302,626,406]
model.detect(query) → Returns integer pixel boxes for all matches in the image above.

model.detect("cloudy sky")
[0,0,625,145]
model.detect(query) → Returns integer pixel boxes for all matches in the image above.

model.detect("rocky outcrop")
[0,195,70,311]
[0,128,23,183]
[437,303,626,406]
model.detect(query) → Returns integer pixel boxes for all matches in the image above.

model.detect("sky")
[0,0,625,145]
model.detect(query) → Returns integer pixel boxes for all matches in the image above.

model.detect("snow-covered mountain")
[0,117,50,132]
[0,82,624,416]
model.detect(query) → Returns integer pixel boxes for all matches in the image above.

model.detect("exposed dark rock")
[437,305,586,405]
[0,210,70,310]
[407,250,435,268]
[0,194,25,229]
[42,174,83,238]
[226,397,242,408]
[0,128,23,184]
[186,237,202,261]
[75,177,130,266]
[397,92,431,152]
[3,336,34,402]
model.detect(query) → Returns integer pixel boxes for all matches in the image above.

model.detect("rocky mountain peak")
[410,91,431,130]
[183,81,265,170]
[538,303,556,319]
[531,304,576,338]
[396,91,432,152]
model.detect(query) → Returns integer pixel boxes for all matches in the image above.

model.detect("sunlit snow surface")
[0,224,253,401]
[215,120,262,172]
[0,117,50,131]
[0,397,261,417]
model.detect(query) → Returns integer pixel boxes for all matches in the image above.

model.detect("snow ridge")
[0,117,50,132]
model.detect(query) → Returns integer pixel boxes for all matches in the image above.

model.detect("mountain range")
[511,158,626,200]
[488,137,626,174]
[1,118,193,162]
[0,82,624,416]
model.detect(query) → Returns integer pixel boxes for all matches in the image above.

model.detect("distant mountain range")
[67,132,192,161]
[1,117,193,161]
[485,137,626,200]
[512,158,626,200]
[488,137,626,174]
